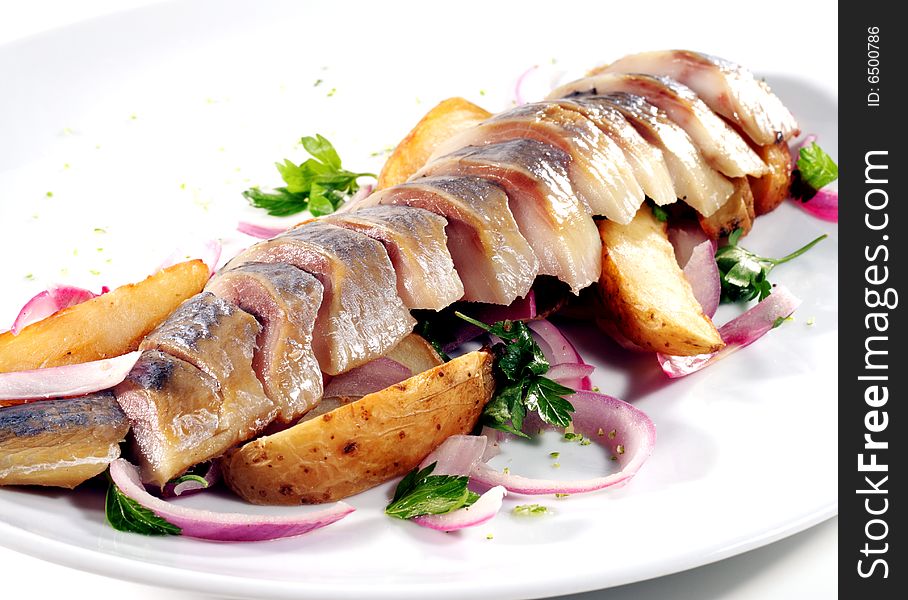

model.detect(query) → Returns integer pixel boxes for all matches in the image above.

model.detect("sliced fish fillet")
[228,221,415,375]
[598,50,799,145]
[549,72,766,178]
[0,392,128,488]
[418,139,601,293]
[206,262,324,423]
[323,205,464,310]
[359,176,538,305]
[429,101,643,222]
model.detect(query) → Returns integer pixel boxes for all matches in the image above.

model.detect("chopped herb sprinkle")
[616,444,625,455]
[513,504,549,517]
[552,462,561,468]
[549,452,560,459]
[608,429,617,440]
[45,191,53,198]
[555,493,570,499]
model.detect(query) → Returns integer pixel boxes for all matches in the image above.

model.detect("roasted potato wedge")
[0,261,209,372]
[222,350,493,505]
[698,177,755,239]
[749,141,793,215]
[597,208,724,356]
[385,333,443,374]
[377,97,492,189]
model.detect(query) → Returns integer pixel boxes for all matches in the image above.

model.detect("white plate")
[0,1,837,598]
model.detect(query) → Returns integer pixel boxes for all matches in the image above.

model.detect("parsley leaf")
[243,134,374,217]
[715,229,827,303]
[455,313,575,435]
[385,462,480,520]
[105,481,180,536]
[648,200,669,222]
[790,142,838,200]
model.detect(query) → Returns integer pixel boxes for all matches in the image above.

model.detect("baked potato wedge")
[698,177,755,239]
[221,350,493,505]
[0,261,209,372]
[385,333,443,374]
[749,141,793,215]
[377,97,492,189]
[597,207,724,356]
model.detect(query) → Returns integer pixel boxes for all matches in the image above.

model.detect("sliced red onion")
[323,357,411,400]
[0,351,142,401]
[11,285,102,335]
[793,187,838,223]
[547,362,595,389]
[470,391,656,495]
[419,434,488,476]
[682,240,721,318]
[161,463,221,498]
[348,184,374,205]
[412,486,507,532]
[158,239,223,276]
[527,319,592,390]
[668,223,713,268]
[236,222,286,239]
[657,284,802,378]
[514,65,539,105]
[109,459,353,541]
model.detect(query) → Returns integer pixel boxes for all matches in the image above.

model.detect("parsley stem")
[769,234,828,266]
[454,311,493,333]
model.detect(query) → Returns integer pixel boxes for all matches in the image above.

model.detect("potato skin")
[0,261,209,372]
[377,97,492,189]
[698,177,756,239]
[597,207,724,356]
[221,350,494,505]
[749,141,793,215]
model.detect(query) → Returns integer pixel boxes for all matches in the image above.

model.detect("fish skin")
[419,139,601,294]
[0,392,128,488]
[228,221,415,375]
[323,205,464,310]
[140,292,277,442]
[429,101,644,222]
[206,262,325,422]
[548,72,767,178]
[596,49,799,145]
[361,175,538,305]
[115,350,225,486]
[582,93,734,218]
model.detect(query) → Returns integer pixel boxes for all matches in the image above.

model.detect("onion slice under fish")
[109,459,353,541]
[657,284,802,378]
[0,351,142,402]
[10,285,106,335]
[469,391,656,495]
[682,240,721,318]
[236,222,286,239]
[323,357,412,400]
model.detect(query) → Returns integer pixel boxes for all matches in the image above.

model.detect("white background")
[0,1,837,598]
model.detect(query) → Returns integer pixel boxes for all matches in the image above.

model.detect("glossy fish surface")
[549,72,766,178]
[324,205,464,310]
[419,139,601,294]
[430,101,643,222]
[598,50,799,145]
[114,350,225,486]
[206,262,325,423]
[586,93,734,217]
[0,392,128,488]
[230,222,415,375]
[362,176,538,305]
[140,292,277,441]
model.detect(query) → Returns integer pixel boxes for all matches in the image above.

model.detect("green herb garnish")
[169,473,208,488]
[649,201,669,222]
[415,320,451,363]
[512,504,550,517]
[455,313,575,437]
[243,134,374,217]
[105,481,180,536]
[791,142,838,199]
[385,462,479,520]
[715,229,827,302]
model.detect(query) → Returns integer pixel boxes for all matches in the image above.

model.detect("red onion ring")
[514,65,539,106]
[0,351,141,402]
[668,223,713,269]
[236,222,286,239]
[109,459,353,541]
[10,285,102,335]
[793,187,838,223]
[682,240,721,318]
[322,357,411,400]
[412,486,507,532]
[158,239,222,276]
[470,391,656,495]
[657,284,802,378]
[546,362,595,387]
[528,319,592,390]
